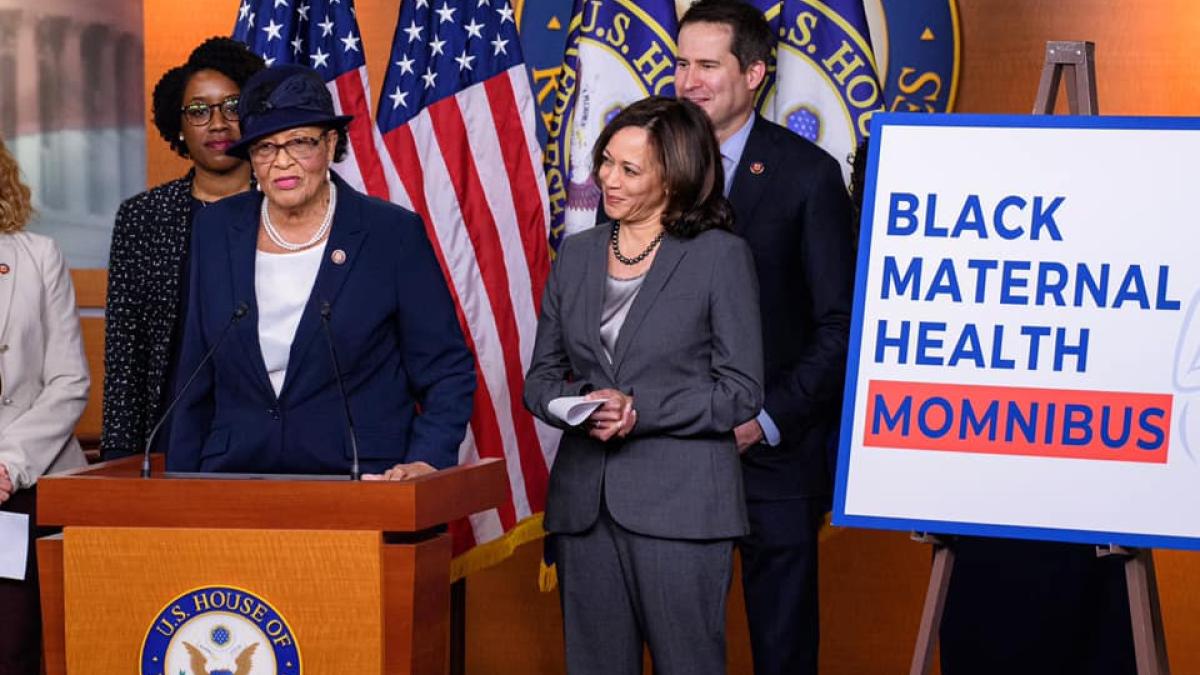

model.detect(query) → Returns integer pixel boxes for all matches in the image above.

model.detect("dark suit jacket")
[524,224,764,540]
[732,116,855,500]
[166,173,475,475]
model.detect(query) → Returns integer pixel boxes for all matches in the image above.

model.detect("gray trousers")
[556,506,735,675]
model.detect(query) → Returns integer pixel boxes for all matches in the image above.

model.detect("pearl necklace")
[261,180,337,252]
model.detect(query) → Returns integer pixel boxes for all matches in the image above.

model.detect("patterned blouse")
[101,173,195,458]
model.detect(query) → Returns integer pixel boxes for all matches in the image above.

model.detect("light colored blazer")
[524,224,764,540]
[0,231,88,490]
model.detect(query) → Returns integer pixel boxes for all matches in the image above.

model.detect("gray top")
[600,272,645,363]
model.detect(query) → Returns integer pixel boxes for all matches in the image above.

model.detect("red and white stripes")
[380,64,557,555]
[327,66,391,200]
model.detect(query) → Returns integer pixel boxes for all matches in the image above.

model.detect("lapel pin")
[331,249,347,265]
[749,161,765,175]
[0,263,9,275]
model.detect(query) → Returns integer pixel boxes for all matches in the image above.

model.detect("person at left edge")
[0,135,89,673]
[166,64,474,478]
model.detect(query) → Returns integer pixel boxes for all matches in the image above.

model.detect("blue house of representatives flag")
[754,0,884,179]
[543,0,679,251]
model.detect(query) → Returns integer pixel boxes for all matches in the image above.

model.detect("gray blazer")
[525,224,764,540]
[0,232,88,490]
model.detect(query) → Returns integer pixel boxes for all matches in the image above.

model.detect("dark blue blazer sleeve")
[393,214,476,469]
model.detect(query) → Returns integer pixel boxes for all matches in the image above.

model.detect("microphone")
[320,301,362,481]
[141,302,249,478]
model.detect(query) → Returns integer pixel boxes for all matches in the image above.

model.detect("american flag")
[376,0,556,573]
[233,0,392,199]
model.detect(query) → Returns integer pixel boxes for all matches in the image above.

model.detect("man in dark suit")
[674,2,856,673]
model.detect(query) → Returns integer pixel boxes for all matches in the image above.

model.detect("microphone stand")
[142,302,248,478]
[320,302,362,481]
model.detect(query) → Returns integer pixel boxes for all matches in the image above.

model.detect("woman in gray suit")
[0,136,89,673]
[525,97,764,675]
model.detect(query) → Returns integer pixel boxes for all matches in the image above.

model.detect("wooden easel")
[1033,41,1098,114]
[908,41,1171,675]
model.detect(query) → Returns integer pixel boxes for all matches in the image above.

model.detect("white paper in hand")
[0,511,29,581]
[548,396,608,427]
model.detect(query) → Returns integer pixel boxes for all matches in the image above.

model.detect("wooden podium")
[35,455,507,675]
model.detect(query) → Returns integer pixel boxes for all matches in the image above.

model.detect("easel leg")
[1033,61,1064,114]
[909,535,955,675]
[1123,549,1170,675]
[450,578,466,675]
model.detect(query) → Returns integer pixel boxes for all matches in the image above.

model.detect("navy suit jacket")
[732,116,855,500]
[166,173,475,475]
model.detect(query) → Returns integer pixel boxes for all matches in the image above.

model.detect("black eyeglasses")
[181,97,240,126]
[249,135,328,163]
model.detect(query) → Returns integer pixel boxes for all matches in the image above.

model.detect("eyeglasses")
[249,135,327,164]
[181,97,240,126]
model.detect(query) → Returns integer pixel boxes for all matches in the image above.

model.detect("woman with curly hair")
[0,135,89,672]
[101,37,264,459]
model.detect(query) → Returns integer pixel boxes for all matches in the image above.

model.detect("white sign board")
[834,113,1200,549]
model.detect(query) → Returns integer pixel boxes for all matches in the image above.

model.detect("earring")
[178,132,184,142]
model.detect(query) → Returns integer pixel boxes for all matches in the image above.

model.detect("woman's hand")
[584,389,637,441]
[0,464,12,505]
[363,461,437,481]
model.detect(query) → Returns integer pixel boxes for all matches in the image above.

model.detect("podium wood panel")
[61,527,383,674]
[384,536,452,673]
[37,455,506,532]
[37,536,66,675]
[36,457,505,673]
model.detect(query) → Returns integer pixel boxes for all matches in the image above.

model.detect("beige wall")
[137,1,1200,672]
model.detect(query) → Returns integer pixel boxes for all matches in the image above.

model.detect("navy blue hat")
[226,64,353,159]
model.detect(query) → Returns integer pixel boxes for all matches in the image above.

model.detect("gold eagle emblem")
[184,641,259,675]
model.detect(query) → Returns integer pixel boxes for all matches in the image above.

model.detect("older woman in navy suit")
[166,64,474,479]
